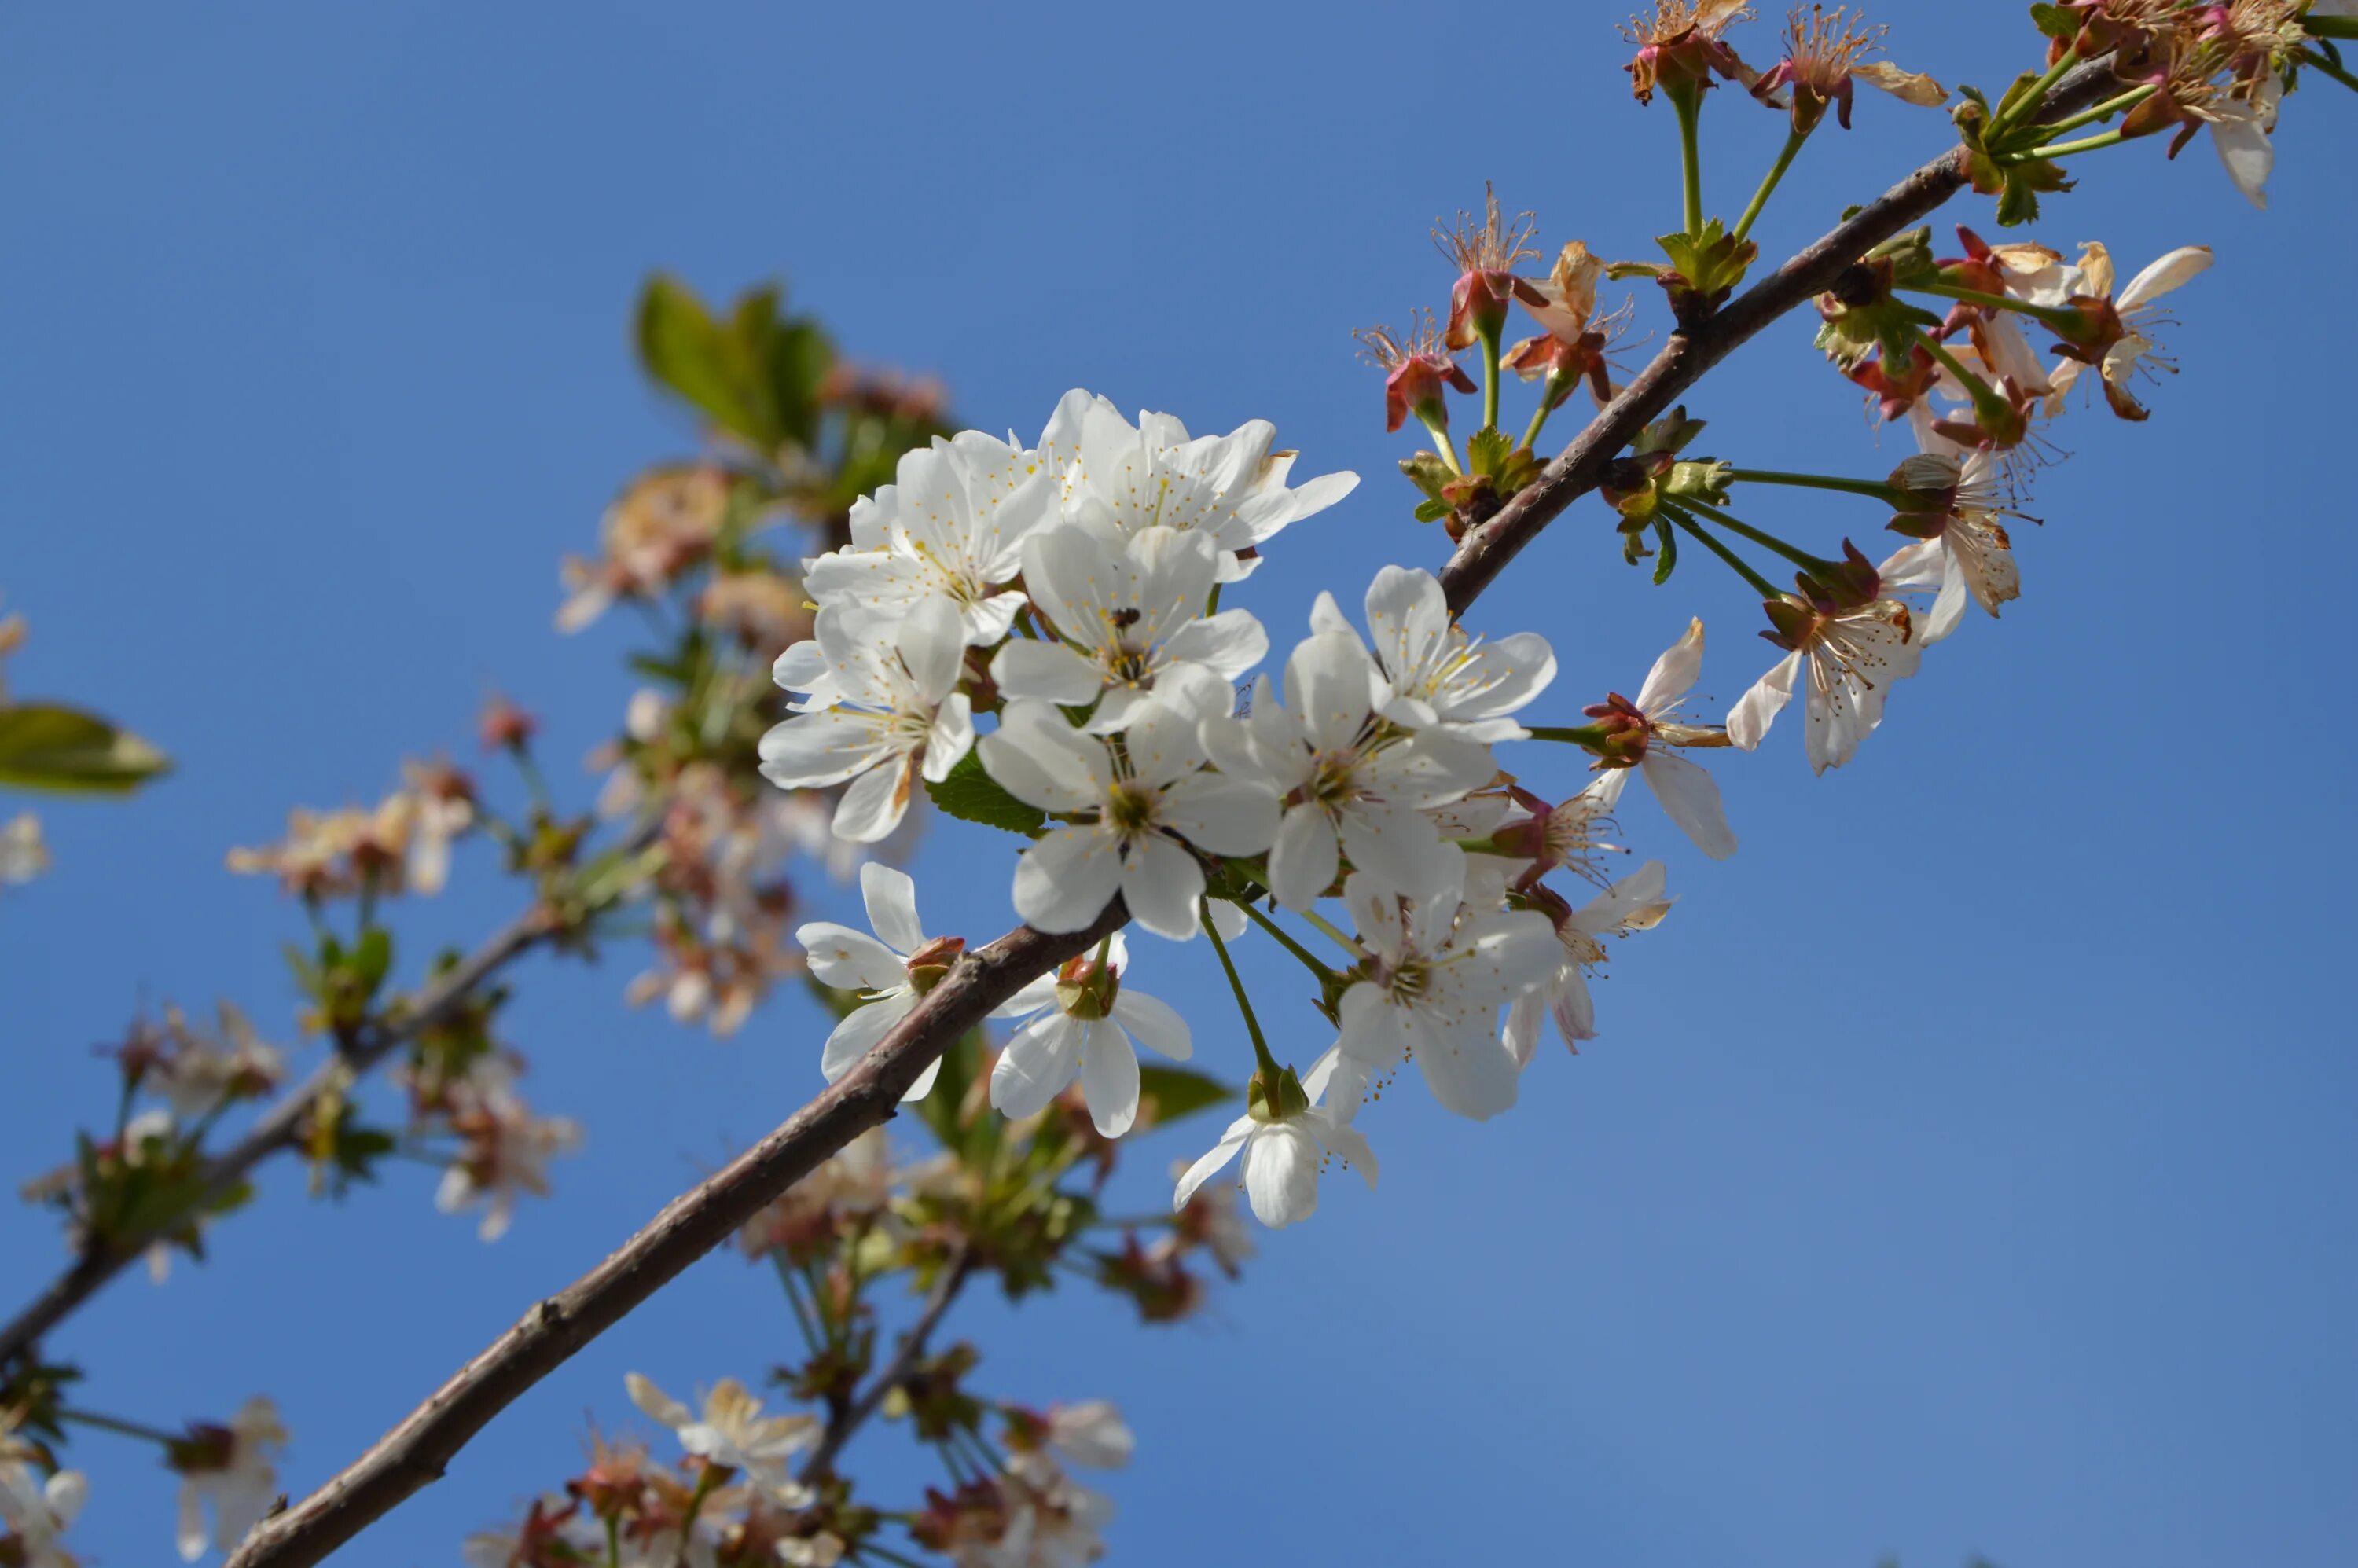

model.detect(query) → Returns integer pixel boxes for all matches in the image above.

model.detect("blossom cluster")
[766,393,1739,1228]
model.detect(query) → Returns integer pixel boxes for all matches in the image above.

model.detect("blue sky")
[4,4,2353,1565]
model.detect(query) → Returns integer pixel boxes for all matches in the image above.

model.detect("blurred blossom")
[168,1397,286,1562]
[432,1060,584,1242]
[557,465,733,633]
[0,812,50,892]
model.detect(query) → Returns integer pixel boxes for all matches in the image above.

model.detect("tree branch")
[1438,61,2120,615]
[222,61,2129,1568]
[223,902,1125,1568]
[798,1245,975,1483]
[0,902,564,1368]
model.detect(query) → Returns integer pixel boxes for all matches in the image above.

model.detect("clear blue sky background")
[4,6,2352,1565]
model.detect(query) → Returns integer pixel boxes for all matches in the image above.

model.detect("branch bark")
[1438,62,2118,614]
[0,902,562,1369]
[224,902,1124,1568]
[222,60,2127,1568]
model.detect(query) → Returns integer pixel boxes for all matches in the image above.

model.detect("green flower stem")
[772,1253,822,1353]
[1732,127,1811,245]
[1987,47,2078,138]
[60,1407,184,1448]
[1298,906,1363,959]
[1520,380,1563,453]
[1204,913,1283,1085]
[2301,47,2358,92]
[1416,411,1464,476]
[1666,510,1783,601]
[1525,725,1613,750]
[1671,84,1706,237]
[1675,498,1837,577]
[1903,281,2083,332]
[2019,127,2132,160]
[1724,468,1903,502]
[1234,899,1339,985]
[1478,320,1503,435]
[2309,17,2358,40]
[2029,83,2158,138]
[1917,335,2001,407]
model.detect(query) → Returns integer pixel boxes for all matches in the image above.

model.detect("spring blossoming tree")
[3,4,2352,1565]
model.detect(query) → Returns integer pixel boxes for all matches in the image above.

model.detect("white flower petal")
[1013,825,1126,933]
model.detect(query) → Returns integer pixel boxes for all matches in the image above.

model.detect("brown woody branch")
[224,902,1125,1568]
[223,61,2126,1568]
[0,902,563,1370]
[1439,62,2119,614]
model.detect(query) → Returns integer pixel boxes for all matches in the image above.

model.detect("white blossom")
[1043,1402,1133,1471]
[1504,861,1677,1063]
[1201,636,1495,913]
[979,699,1278,941]
[0,1458,84,1568]
[759,597,974,844]
[1053,395,1357,582]
[990,525,1264,733]
[1583,618,1739,860]
[1334,862,1559,1121]
[990,933,1192,1137]
[0,812,48,890]
[1875,440,2025,644]
[802,436,1056,646]
[623,1372,818,1493]
[799,863,1006,1104]
[1172,1051,1376,1229]
[173,1397,286,1562]
[1726,555,1923,774]
[1309,564,1555,740]
[2046,244,2212,421]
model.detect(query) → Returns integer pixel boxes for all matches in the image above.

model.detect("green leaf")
[636,274,781,450]
[2028,4,2077,40]
[1412,498,1452,524]
[1135,1065,1234,1130]
[0,703,170,795]
[350,927,394,992]
[924,748,1045,837]
[1465,426,1512,479]
[1651,516,1679,586]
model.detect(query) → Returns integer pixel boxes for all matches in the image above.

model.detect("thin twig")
[222,61,2131,1568]
[1437,61,2120,615]
[0,902,561,1368]
[797,1246,975,1482]
[223,902,1125,1568]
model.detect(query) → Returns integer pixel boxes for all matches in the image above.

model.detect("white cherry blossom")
[1201,637,1496,913]
[0,1458,84,1568]
[1726,551,1923,774]
[1504,861,1677,1063]
[990,524,1265,733]
[1875,440,2025,644]
[1582,619,1739,861]
[1172,1050,1376,1229]
[1334,862,1559,1121]
[978,699,1278,941]
[624,1372,819,1490]
[1056,395,1358,582]
[173,1397,286,1562]
[803,437,1056,646]
[799,862,1008,1103]
[2211,75,2280,210]
[2046,243,2212,421]
[1308,564,1555,741]
[759,597,974,844]
[990,933,1192,1137]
